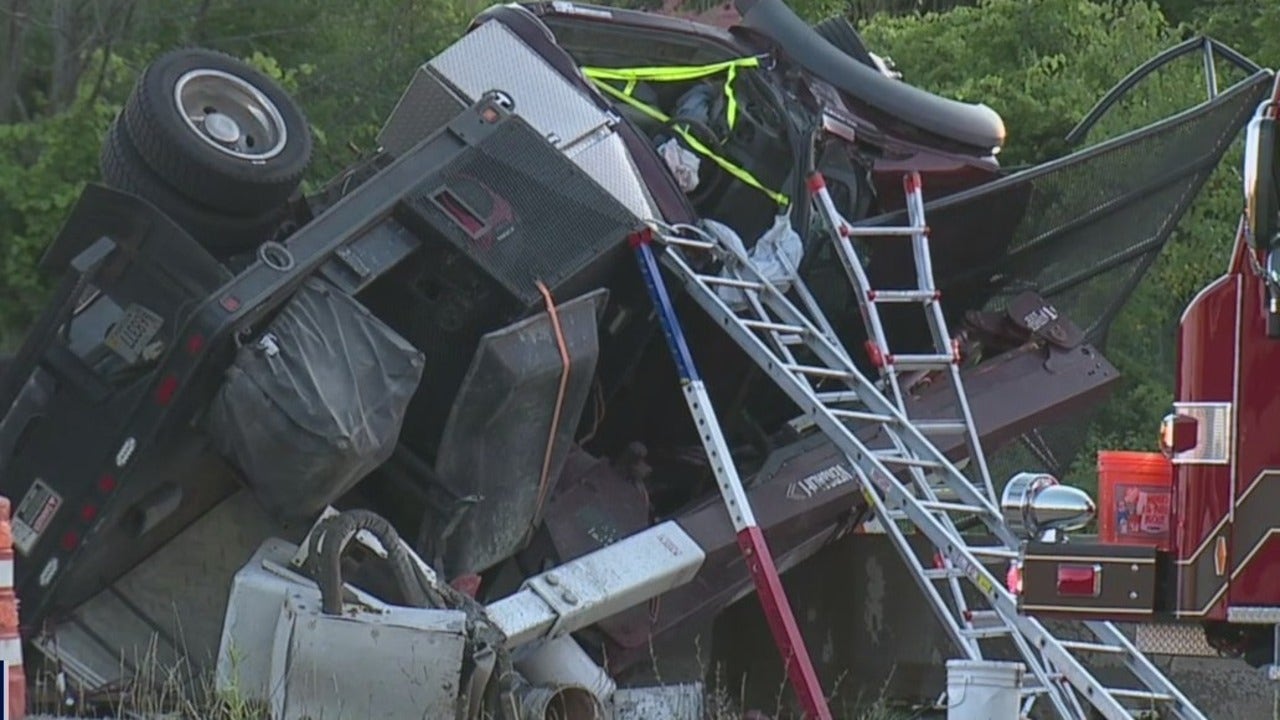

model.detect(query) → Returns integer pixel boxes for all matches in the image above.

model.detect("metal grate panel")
[401,114,640,309]
[377,67,468,157]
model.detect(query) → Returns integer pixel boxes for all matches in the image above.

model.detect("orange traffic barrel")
[1097,451,1172,549]
[0,497,25,719]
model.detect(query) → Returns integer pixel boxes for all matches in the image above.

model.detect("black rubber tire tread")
[121,47,312,216]
[100,117,287,257]
[814,16,876,69]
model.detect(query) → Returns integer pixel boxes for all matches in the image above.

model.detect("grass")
[28,636,924,720]
[29,637,268,720]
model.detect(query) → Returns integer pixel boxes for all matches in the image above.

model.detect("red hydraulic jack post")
[630,228,833,720]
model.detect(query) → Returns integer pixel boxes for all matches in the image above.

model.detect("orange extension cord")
[534,281,571,519]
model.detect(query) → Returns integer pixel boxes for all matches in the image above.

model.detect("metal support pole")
[629,229,833,720]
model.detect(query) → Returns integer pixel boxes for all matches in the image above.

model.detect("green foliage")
[857,0,1180,164]
[0,0,477,349]
[0,51,135,346]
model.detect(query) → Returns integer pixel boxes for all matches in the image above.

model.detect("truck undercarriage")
[0,2,1271,718]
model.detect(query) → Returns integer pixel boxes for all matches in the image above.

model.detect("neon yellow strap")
[584,65,789,208]
[581,57,759,130]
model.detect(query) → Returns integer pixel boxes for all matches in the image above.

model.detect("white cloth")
[657,137,702,193]
[705,213,804,309]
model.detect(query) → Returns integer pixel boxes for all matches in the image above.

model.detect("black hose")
[308,508,520,718]
[312,509,433,615]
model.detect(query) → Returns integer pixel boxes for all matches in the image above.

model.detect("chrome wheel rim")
[174,68,287,161]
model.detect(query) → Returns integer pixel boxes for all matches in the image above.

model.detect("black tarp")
[206,277,425,518]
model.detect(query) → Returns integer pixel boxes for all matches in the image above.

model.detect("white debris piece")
[706,213,804,309]
[658,137,702,193]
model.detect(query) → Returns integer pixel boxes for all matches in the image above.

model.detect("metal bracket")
[486,520,705,648]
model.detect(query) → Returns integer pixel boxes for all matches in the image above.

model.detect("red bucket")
[1097,451,1172,548]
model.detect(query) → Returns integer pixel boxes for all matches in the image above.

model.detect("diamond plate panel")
[1133,622,1222,657]
[1227,606,1280,624]
[428,21,610,150]
[567,128,661,220]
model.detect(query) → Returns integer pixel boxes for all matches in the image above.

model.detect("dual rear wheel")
[99,48,313,257]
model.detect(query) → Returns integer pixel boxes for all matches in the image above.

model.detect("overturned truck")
[0,1,1269,718]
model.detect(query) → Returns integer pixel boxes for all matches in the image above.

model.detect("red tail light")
[1057,563,1102,598]
[154,374,180,405]
[1006,562,1023,595]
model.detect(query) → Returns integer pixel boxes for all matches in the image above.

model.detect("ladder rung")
[742,319,808,335]
[961,625,1011,639]
[815,391,861,404]
[843,225,926,237]
[887,353,955,370]
[1105,688,1173,702]
[919,500,989,515]
[784,364,855,380]
[1060,640,1127,655]
[966,546,1020,560]
[698,275,765,291]
[867,289,938,303]
[829,408,895,424]
[661,235,718,250]
[872,451,943,469]
[1021,670,1067,695]
[964,610,1002,625]
[914,420,969,435]
[923,568,962,580]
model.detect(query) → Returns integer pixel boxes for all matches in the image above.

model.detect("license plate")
[104,303,164,364]
[13,479,62,556]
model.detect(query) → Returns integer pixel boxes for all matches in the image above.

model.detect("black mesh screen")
[833,70,1272,476]
[400,116,642,309]
[853,71,1269,345]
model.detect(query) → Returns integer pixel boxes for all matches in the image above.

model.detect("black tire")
[814,16,876,69]
[100,117,288,257]
[121,47,312,216]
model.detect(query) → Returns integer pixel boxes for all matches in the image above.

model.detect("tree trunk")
[50,0,83,112]
[0,0,30,122]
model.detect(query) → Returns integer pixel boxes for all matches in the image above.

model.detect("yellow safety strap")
[581,60,789,208]
[582,57,758,130]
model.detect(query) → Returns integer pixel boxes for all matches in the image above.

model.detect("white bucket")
[945,659,1024,720]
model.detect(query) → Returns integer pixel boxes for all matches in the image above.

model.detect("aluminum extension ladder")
[629,169,1207,720]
